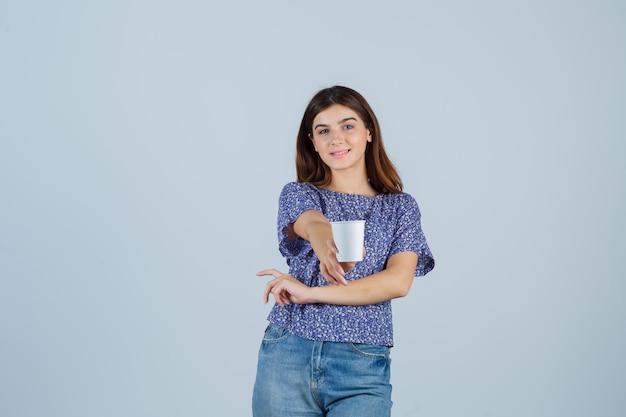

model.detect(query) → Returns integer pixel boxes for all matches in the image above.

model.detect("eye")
[318,129,329,135]
[343,124,354,130]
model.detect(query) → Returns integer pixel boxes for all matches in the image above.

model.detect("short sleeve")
[389,195,435,277]
[277,182,322,258]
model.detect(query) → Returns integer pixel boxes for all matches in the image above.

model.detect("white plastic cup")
[330,220,366,262]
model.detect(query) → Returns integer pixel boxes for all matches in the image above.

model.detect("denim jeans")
[252,324,392,417]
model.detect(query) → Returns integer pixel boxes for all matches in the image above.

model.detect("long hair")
[296,86,403,194]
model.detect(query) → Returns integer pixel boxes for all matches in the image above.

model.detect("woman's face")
[310,104,372,175]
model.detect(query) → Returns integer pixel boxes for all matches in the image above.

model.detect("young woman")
[252,86,435,417]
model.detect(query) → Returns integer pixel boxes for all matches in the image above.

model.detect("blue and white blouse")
[267,181,435,346]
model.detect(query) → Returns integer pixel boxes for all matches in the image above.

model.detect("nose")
[330,130,344,144]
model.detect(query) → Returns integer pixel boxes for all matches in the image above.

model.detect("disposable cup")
[330,220,365,262]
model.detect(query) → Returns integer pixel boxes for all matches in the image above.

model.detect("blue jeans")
[252,324,392,417]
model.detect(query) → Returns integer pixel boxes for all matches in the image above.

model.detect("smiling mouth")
[331,149,350,157]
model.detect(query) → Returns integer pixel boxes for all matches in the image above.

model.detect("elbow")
[385,252,418,300]
[395,286,411,299]
[393,276,414,299]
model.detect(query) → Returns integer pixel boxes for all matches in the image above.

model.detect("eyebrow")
[314,117,358,130]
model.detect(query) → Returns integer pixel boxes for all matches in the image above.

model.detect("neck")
[328,171,376,197]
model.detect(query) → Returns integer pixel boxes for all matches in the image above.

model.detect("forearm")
[307,251,418,306]
[290,210,349,285]
[308,269,413,306]
[292,210,333,256]
[260,252,418,307]
[304,220,334,258]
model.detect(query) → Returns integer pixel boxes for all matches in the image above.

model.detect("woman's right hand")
[318,239,350,286]
[291,210,355,286]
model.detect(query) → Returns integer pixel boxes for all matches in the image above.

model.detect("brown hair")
[296,86,403,194]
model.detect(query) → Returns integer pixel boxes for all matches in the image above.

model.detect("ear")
[308,133,318,151]
[367,130,372,142]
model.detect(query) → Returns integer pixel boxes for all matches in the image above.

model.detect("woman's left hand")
[258,269,313,306]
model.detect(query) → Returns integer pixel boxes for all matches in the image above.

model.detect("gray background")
[1,1,625,416]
